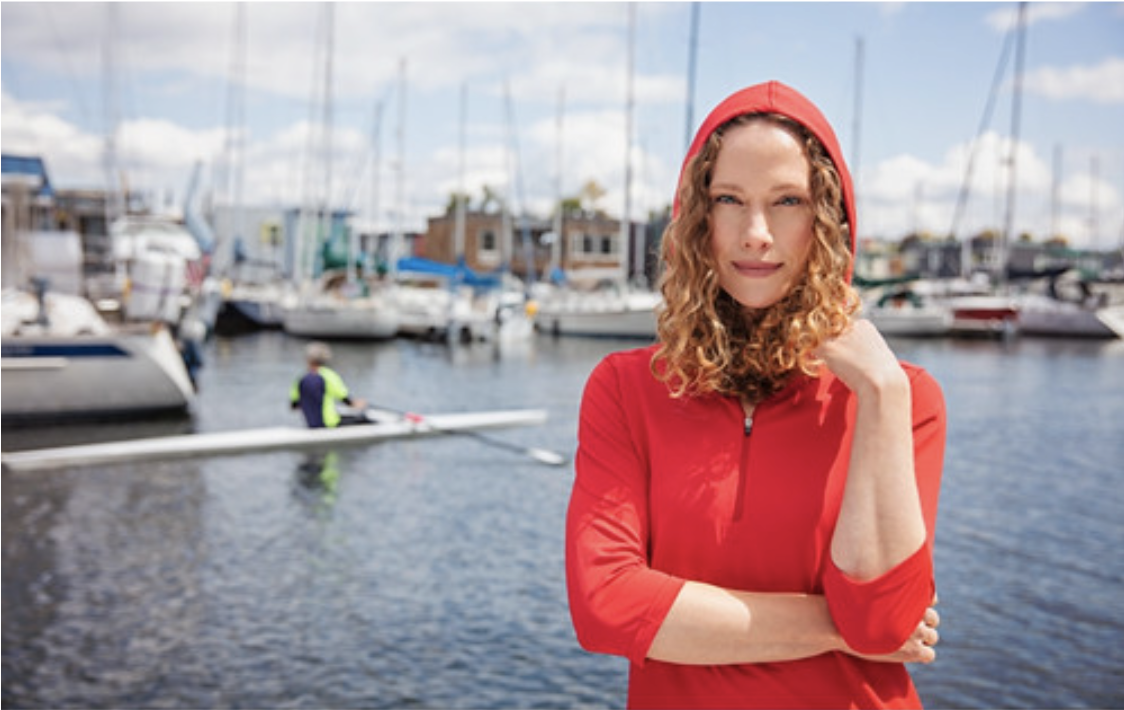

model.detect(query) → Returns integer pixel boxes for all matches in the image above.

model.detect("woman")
[565,81,946,708]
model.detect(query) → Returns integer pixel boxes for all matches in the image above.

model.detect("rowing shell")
[1,408,548,472]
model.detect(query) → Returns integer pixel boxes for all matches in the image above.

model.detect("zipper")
[733,409,753,521]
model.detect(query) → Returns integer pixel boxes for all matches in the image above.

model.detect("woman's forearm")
[830,374,927,581]
[647,581,842,665]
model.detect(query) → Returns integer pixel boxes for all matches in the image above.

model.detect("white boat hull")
[865,306,953,337]
[943,295,1020,336]
[216,281,287,331]
[1095,305,1124,339]
[283,298,399,340]
[0,408,549,471]
[1,327,196,421]
[535,291,660,339]
[1017,298,1120,338]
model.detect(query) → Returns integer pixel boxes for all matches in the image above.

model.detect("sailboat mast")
[225,3,247,274]
[368,99,383,273]
[851,36,864,213]
[454,82,467,262]
[296,5,332,285]
[551,85,565,277]
[1050,144,1062,241]
[999,1,1027,290]
[320,6,345,283]
[683,2,699,152]
[1089,155,1100,248]
[621,4,635,284]
[392,58,407,277]
[102,4,125,225]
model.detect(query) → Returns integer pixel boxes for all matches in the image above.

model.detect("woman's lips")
[733,261,782,277]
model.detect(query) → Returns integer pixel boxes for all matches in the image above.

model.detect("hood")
[673,81,856,260]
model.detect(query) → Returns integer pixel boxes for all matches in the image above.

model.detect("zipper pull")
[744,416,753,436]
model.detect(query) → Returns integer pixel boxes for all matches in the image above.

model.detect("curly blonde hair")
[652,113,859,404]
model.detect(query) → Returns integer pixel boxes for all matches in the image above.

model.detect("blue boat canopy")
[1,154,53,198]
[396,257,502,289]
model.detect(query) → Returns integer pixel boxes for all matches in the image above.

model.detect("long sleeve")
[822,366,946,654]
[566,355,686,666]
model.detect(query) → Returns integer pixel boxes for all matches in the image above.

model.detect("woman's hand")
[815,319,907,399]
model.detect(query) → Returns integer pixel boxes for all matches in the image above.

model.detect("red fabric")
[566,346,945,708]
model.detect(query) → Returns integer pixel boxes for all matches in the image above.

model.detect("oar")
[364,406,570,467]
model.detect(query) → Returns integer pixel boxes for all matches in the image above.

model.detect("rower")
[290,341,369,428]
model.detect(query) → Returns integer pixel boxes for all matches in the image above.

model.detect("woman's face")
[708,120,815,310]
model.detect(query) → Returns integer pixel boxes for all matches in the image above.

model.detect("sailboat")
[393,83,533,344]
[1014,268,1122,338]
[2,212,196,422]
[860,277,953,337]
[848,37,952,338]
[281,5,399,341]
[2,7,200,421]
[2,285,197,422]
[532,5,660,340]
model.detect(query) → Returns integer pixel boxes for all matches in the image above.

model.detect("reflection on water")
[4,332,1124,708]
[295,451,341,510]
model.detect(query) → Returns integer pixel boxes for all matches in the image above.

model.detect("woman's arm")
[647,581,939,666]
[817,319,927,580]
[647,582,839,664]
[816,319,944,655]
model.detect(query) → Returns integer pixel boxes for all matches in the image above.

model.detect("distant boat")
[2,287,196,422]
[102,214,215,328]
[1016,294,1119,338]
[394,257,531,344]
[914,277,1020,336]
[534,9,659,342]
[863,285,953,337]
[215,279,287,334]
[1095,304,1124,338]
[944,294,1020,336]
[282,270,399,340]
[533,276,660,339]
[1014,273,1122,339]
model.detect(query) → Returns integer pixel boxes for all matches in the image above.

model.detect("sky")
[2,1,1123,250]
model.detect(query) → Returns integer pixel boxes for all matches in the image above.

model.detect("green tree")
[478,184,503,213]
[580,179,607,215]
[445,191,471,215]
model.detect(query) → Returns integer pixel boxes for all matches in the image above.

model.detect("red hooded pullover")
[565,81,946,708]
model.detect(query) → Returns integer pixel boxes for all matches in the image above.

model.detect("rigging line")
[999,0,1028,287]
[41,4,94,131]
[947,11,1018,241]
[342,98,384,214]
[683,2,699,153]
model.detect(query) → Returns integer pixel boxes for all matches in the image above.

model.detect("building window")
[477,229,500,266]
[569,230,620,259]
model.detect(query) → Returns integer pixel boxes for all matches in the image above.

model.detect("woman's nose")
[742,207,773,249]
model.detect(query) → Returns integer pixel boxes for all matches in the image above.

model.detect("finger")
[925,627,940,647]
[924,606,941,629]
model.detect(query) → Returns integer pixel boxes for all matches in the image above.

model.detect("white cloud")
[859,131,1121,247]
[985,2,1085,32]
[1023,57,1124,105]
[1,90,105,187]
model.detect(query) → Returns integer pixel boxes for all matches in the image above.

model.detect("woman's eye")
[777,195,805,207]
[712,194,740,206]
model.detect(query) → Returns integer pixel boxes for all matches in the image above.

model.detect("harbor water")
[3,331,1123,708]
